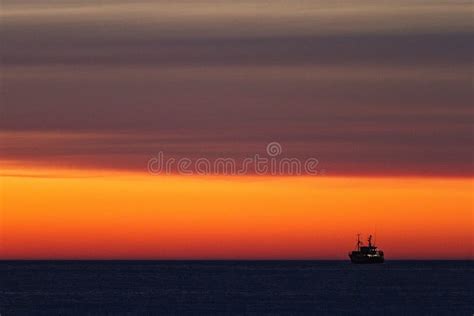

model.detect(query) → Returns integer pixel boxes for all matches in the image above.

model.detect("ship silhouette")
[349,234,384,264]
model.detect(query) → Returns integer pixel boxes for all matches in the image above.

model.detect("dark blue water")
[0,261,472,315]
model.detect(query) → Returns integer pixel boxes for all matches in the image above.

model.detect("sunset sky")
[1,0,472,259]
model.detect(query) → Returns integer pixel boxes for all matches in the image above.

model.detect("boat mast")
[368,235,373,247]
[356,234,361,251]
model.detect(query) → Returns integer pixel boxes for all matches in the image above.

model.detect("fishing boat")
[349,234,384,264]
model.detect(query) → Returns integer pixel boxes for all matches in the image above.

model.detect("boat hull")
[349,254,384,264]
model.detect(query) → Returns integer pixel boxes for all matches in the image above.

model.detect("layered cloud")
[1,0,472,175]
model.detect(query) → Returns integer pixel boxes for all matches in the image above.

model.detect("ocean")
[0,261,472,315]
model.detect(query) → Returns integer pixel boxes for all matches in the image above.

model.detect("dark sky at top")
[1,0,472,175]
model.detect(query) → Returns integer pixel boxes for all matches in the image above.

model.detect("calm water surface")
[0,261,472,315]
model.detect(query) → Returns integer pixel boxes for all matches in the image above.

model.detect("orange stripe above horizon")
[0,168,472,259]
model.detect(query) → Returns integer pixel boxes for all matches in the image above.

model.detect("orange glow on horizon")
[0,167,472,259]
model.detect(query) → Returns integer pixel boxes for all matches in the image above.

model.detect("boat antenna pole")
[357,233,361,251]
